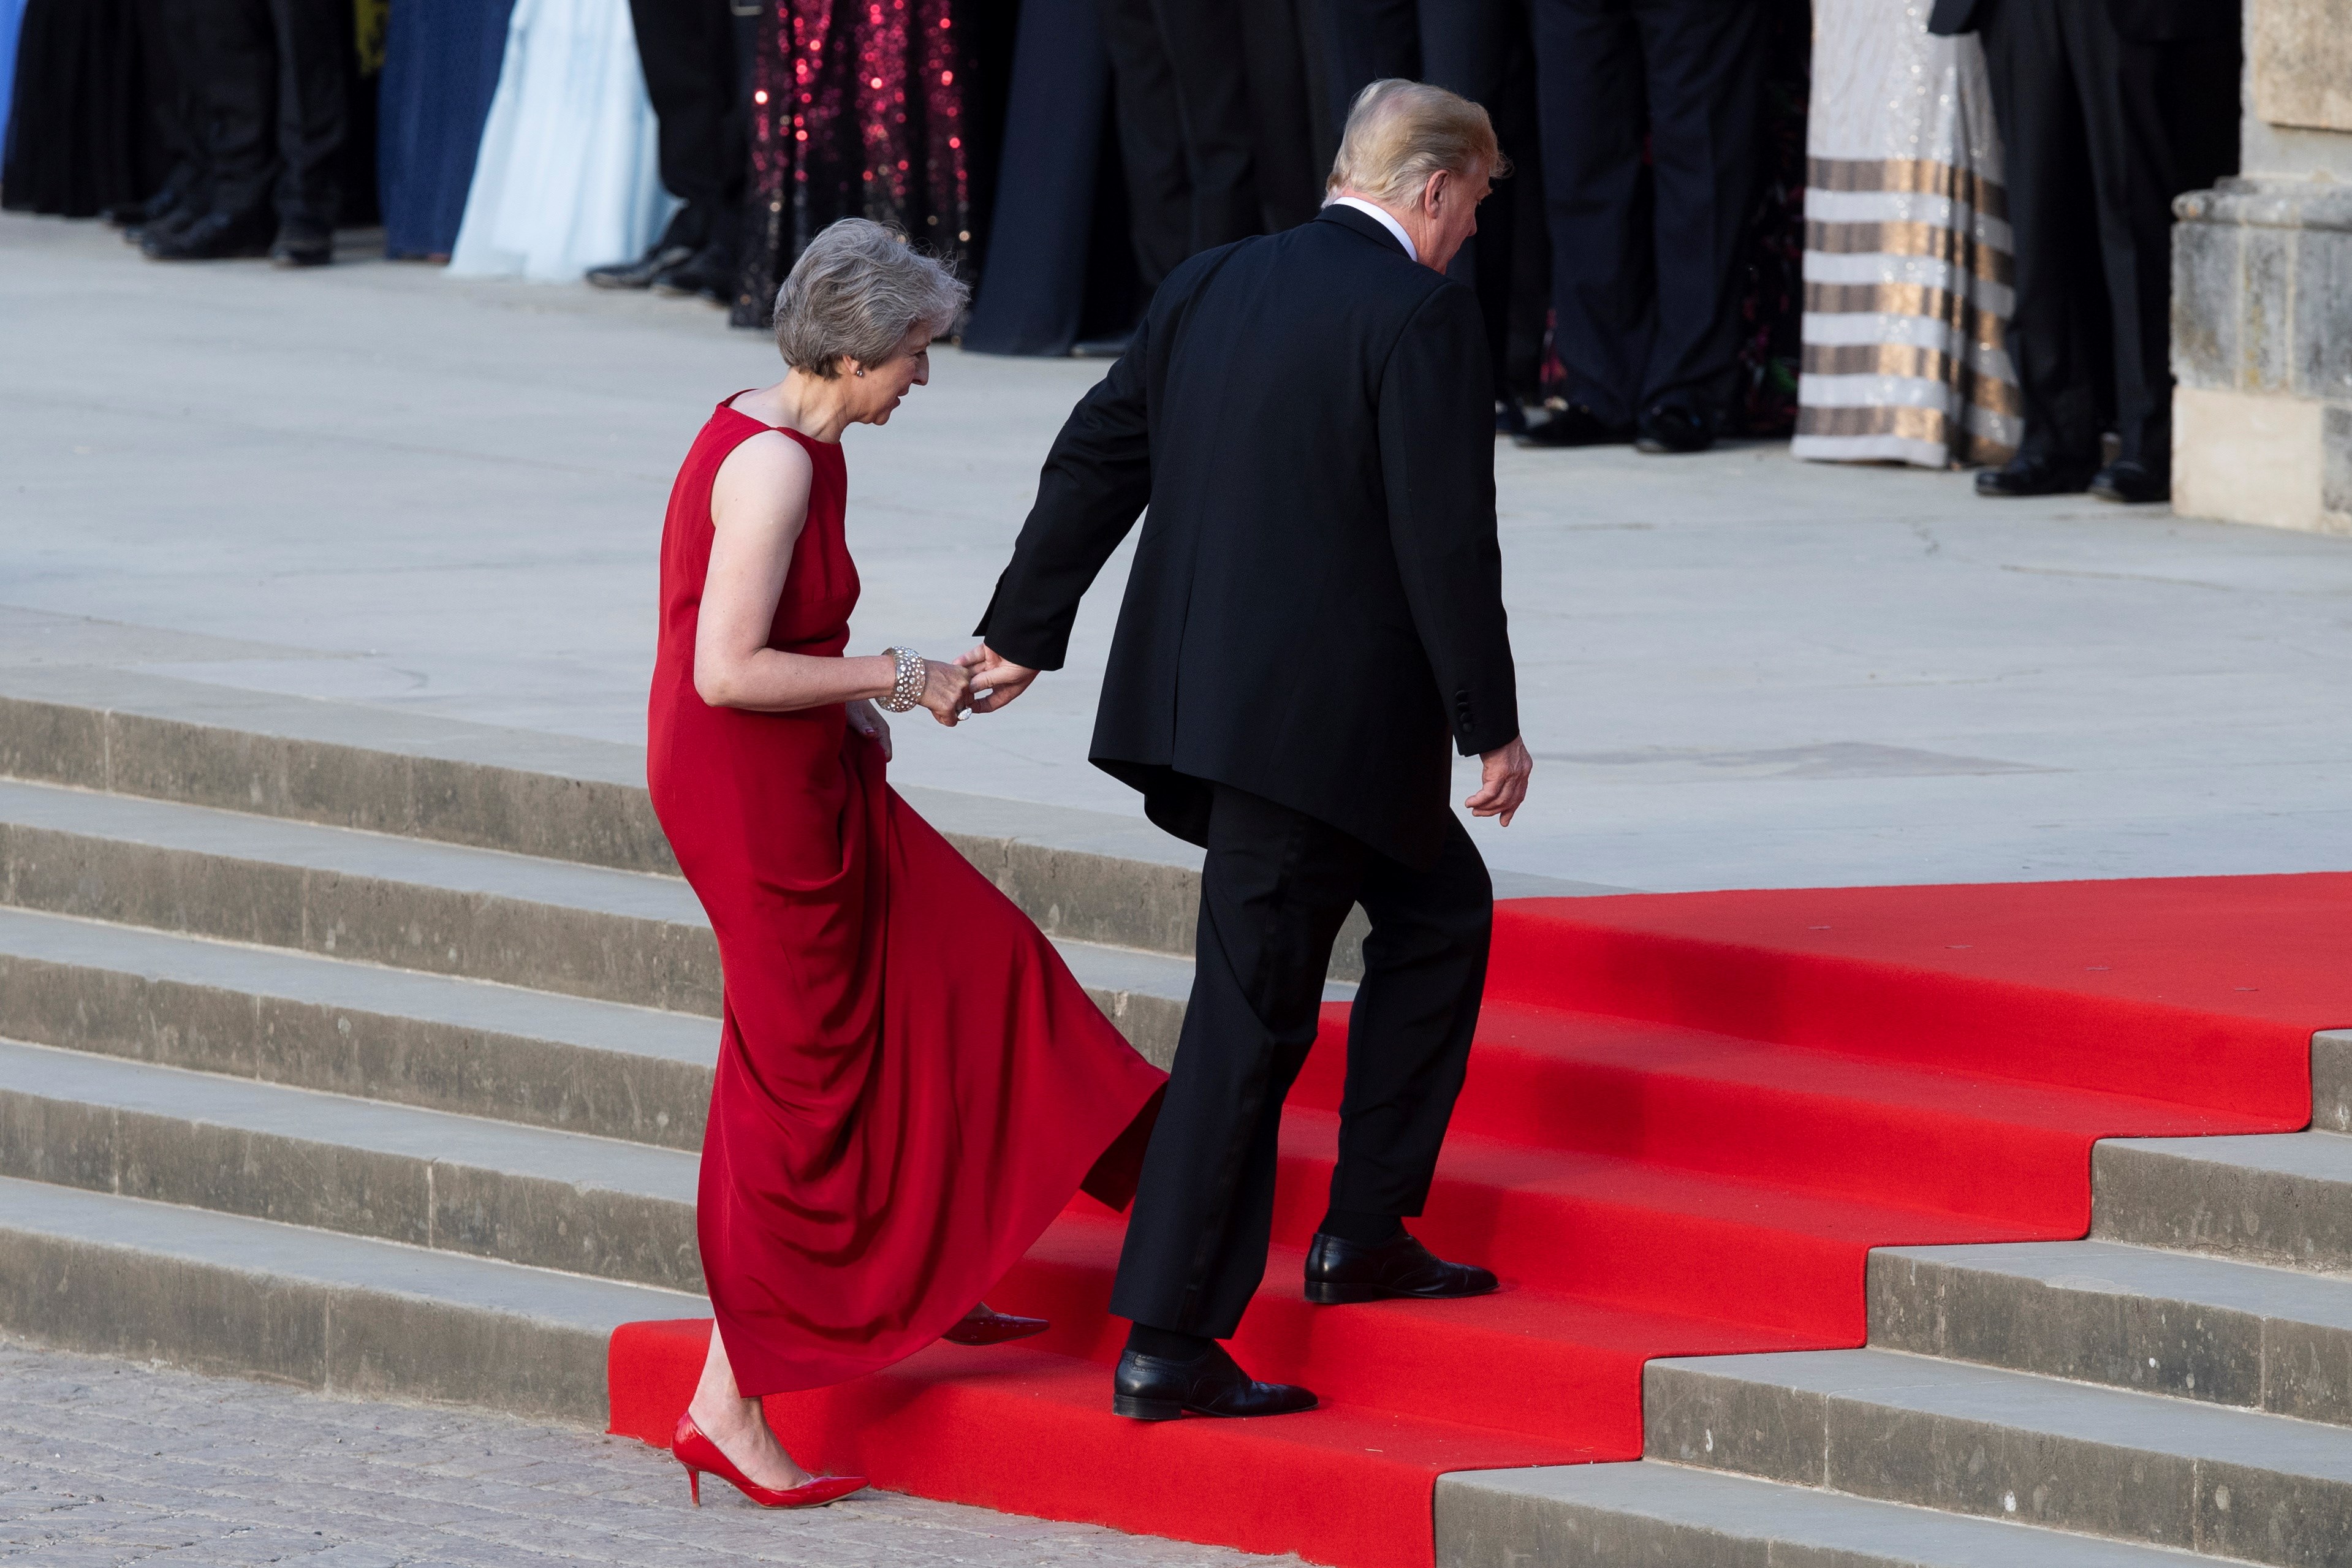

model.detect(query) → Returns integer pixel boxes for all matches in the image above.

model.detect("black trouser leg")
[1422,0,1538,405]
[1100,0,1192,293]
[1530,0,1651,425]
[1150,0,1263,250]
[195,0,280,223]
[267,0,345,230]
[1631,0,1761,417]
[1328,812,1492,1219]
[630,0,742,254]
[1316,0,1418,143]
[1978,0,2107,466]
[140,0,207,213]
[2057,2,2240,471]
[1110,787,1364,1339]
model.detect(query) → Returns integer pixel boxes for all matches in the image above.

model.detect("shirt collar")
[1325,196,1417,262]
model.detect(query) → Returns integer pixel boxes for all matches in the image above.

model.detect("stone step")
[0,779,1216,1058]
[2317,1031,2352,1133]
[0,907,1204,1155]
[1643,1344,2352,1563]
[2093,1129,2352,1274]
[0,1034,706,1291]
[1439,1458,2218,1568]
[0,1173,697,1427]
[0,668,1638,972]
[1871,1238,2352,1426]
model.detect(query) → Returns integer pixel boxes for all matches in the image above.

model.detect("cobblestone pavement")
[0,1340,1289,1567]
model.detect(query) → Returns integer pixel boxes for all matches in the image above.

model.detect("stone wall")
[2170,0,2352,535]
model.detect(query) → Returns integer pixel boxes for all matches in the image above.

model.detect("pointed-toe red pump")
[672,1412,867,1509]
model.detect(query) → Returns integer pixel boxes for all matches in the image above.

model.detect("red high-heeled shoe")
[940,1306,1049,1346]
[672,1412,867,1509]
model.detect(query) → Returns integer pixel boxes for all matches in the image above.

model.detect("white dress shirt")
[1324,196,1417,262]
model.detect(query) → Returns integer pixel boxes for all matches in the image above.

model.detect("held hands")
[958,645,1041,714]
[920,659,975,725]
[1466,736,1533,827]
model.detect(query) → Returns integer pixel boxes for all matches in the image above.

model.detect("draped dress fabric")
[647,398,1166,1397]
[377,0,515,260]
[1793,0,2020,468]
[447,0,675,282]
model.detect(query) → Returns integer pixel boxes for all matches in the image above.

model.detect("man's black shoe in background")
[1975,454,2098,497]
[1514,404,1634,449]
[587,241,696,290]
[1634,402,1713,454]
[653,246,737,305]
[2088,458,2170,504]
[143,211,275,261]
[271,224,334,268]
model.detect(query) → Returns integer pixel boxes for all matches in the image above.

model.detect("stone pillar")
[2171,0,2352,536]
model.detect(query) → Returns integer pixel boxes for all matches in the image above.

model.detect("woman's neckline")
[723,390,841,446]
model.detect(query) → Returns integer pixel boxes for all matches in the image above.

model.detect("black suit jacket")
[976,203,1519,869]
[1928,0,2237,39]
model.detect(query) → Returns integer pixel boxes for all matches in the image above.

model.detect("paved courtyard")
[0,1338,1283,1567]
[6,210,2352,891]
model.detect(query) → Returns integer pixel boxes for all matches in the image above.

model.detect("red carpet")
[609,873,2352,1566]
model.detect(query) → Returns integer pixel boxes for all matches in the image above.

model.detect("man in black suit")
[1930,0,2240,502]
[1513,0,1765,454]
[588,0,750,301]
[966,80,1531,1420]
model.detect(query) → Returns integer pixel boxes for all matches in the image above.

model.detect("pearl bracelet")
[881,646,925,712]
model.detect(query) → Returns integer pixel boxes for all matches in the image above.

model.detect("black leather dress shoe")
[126,205,199,248]
[1112,1343,1318,1421]
[652,245,735,305]
[1514,404,1633,449]
[271,224,333,268]
[2088,458,2169,504]
[1495,400,1529,437]
[1975,454,2096,497]
[1634,401,1713,453]
[586,241,696,290]
[142,210,274,261]
[1304,1230,1498,1304]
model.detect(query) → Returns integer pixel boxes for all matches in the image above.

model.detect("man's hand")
[960,645,1041,713]
[1465,736,1533,826]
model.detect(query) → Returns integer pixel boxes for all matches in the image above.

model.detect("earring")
[854,368,867,377]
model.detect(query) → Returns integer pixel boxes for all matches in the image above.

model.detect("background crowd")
[0,0,2241,488]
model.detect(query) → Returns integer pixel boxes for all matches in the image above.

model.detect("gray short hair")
[1327,79,1506,207]
[771,219,969,379]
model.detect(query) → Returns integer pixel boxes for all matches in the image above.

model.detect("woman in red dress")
[647,218,1167,1507]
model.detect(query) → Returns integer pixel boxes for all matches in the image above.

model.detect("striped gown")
[1793,0,2021,468]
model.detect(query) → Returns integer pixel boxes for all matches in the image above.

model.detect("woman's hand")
[919,659,974,726]
[845,698,892,759]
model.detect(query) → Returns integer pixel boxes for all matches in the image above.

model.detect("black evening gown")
[376,0,514,258]
[1,0,157,216]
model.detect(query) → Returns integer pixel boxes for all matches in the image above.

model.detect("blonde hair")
[1326,79,1506,207]
[772,218,969,379]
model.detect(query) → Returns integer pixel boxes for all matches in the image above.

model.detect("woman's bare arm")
[694,431,972,725]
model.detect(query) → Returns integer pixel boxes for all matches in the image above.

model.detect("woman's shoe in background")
[671,1412,867,1509]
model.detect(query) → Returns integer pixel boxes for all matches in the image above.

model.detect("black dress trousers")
[1109,784,1493,1339]
[1422,0,1541,405]
[628,0,745,257]
[194,0,347,229]
[1529,0,1762,426]
[1971,0,2239,469]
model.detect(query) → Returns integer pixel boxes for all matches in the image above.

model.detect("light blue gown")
[446,0,677,283]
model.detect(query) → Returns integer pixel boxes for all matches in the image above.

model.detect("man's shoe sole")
[1304,1277,1500,1304]
[1111,1393,1188,1420]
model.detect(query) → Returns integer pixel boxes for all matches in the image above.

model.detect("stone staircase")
[1441,1035,2352,1566]
[0,668,1241,1426]
[6,667,2352,1567]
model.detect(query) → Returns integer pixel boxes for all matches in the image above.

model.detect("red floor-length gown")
[647,395,1167,1396]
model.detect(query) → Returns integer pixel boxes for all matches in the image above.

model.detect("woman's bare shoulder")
[712,428,815,528]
